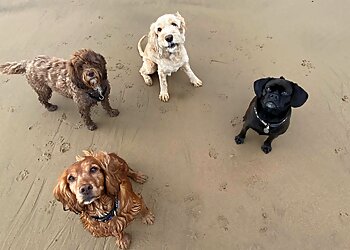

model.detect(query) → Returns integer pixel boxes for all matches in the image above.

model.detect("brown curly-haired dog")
[0,49,119,130]
[53,150,155,249]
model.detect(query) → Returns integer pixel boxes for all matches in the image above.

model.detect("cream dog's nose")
[165,34,173,42]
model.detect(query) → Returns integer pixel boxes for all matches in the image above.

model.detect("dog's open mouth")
[265,102,277,109]
[168,42,178,49]
[82,196,98,205]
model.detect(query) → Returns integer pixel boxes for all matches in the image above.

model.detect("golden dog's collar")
[90,198,119,222]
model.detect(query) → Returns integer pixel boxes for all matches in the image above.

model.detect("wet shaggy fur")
[53,150,155,249]
[0,49,119,130]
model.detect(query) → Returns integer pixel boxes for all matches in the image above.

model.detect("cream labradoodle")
[138,12,202,102]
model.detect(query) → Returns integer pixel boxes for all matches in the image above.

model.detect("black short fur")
[235,76,308,154]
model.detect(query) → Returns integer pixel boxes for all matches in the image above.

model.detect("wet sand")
[0,0,350,249]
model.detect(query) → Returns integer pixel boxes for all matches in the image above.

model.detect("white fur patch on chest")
[158,53,188,75]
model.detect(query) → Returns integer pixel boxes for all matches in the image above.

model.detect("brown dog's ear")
[86,50,108,80]
[95,152,120,197]
[175,12,186,34]
[53,170,82,214]
[290,82,308,108]
[254,77,272,98]
[97,53,107,80]
[67,58,86,89]
[148,22,159,53]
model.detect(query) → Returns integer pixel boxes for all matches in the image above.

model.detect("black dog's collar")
[254,106,288,133]
[90,198,119,223]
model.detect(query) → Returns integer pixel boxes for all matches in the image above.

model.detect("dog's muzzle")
[168,42,177,48]
[265,101,277,109]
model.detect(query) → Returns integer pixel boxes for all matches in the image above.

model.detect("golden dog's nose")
[80,184,93,195]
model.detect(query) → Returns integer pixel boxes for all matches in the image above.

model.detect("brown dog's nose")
[88,71,95,77]
[165,34,173,42]
[79,184,93,195]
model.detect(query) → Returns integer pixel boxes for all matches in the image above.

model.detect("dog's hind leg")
[127,167,148,184]
[139,59,156,86]
[182,62,202,87]
[138,194,155,225]
[32,85,58,112]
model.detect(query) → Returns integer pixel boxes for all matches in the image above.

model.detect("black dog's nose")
[268,93,279,101]
[165,35,173,42]
[88,71,95,77]
[79,184,93,195]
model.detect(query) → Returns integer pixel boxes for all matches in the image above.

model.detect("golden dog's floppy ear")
[148,22,159,53]
[175,12,186,34]
[94,151,120,197]
[53,170,82,214]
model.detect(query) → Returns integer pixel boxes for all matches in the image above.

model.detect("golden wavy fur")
[53,150,155,249]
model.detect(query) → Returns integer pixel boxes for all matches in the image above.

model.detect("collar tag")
[263,125,270,134]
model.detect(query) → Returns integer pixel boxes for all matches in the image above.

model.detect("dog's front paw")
[235,135,245,144]
[116,233,131,249]
[191,78,202,87]
[144,75,153,86]
[108,109,120,117]
[47,104,58,112]
[261,144,272,154]
[142,211,155,225]
[87,123,97,131]
[134,172,148,184]
[159,92,170,102]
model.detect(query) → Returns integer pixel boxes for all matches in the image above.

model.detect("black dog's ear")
[254,77,272,97]
[291,83,308,107]
[280,76,285,79]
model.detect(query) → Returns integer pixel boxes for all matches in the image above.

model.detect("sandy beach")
[0,0,350,249]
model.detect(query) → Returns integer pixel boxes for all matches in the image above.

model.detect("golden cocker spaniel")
[53,150,155,249]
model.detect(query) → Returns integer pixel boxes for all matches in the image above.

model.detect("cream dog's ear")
[148,22,159,53]
[175,12,186,34]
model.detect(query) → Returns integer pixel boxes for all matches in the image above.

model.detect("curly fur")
[138,12,202,102]
[0,49,119,130]
[53,150,155,249]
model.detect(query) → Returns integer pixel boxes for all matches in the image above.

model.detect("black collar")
[90,198,119,223]
[254,106,289,133]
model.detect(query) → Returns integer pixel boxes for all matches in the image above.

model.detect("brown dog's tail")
[137,35,147,57]
[0,60,27,74]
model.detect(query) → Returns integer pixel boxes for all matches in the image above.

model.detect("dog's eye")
[266,87,271,92]
[171,22,178,27]
[90,166,98,173]
[281,91,289,96]
[157,27,162,32]
[68,175,75,182]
